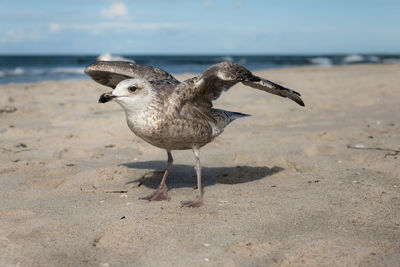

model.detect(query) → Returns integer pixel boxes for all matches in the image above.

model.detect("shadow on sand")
[121,161,283,189]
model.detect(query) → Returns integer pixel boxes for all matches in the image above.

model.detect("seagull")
[85,61,304,207]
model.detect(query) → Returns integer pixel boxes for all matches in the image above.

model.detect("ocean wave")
[1,67,84,77]
[382,58,400,64]
[343,54,365,64]
[368,56,380,62]
[9,67,25,75]
[49,67,85,74]
[220,56,234,62]
[341,55,400,65]
[237,57,247,65]
[1,54,400,83]
[308,57,332,66]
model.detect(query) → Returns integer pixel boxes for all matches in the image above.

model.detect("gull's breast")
[126,110,213,150]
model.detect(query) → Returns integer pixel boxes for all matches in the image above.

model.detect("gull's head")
[98,78,153,112]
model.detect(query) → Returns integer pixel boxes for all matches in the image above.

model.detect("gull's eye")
[128,86,137,93]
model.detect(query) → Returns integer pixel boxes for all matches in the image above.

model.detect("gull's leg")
[181,148,203,207]
[139,150,172,201]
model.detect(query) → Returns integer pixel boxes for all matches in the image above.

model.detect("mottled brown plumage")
[85,61,304,207]
[85,61,179,88]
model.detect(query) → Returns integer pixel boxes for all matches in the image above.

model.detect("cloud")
[234,1,243,7]
[0,28,42,44]
[46,21,184,35]
[101,2,129,19]
[49,23,62,33]
[203,1,214,8]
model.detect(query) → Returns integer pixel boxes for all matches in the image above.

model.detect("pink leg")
[181,148,203,207]
[139,150,172,201]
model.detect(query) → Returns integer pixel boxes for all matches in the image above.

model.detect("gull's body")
[85,61,304,207]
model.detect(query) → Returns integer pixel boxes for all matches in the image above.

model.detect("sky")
[0,0,399,55]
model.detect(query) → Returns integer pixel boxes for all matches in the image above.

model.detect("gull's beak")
[98,91,115,103]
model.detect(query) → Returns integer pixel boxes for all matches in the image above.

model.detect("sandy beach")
[1,64,399,266]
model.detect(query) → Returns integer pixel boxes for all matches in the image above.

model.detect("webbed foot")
[139,185,169,201]
[181,195,203,208]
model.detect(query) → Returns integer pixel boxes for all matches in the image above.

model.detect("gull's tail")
[209,108,250,138]
[226,110,251,119]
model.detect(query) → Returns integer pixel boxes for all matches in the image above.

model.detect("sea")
[0,54,399,84]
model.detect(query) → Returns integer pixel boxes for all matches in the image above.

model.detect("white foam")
[220,56,233,62]
[97,53,135,63]
[237,57,247,64]
[50,67,85,74]
[309,57,332,66]
[343,54,364,63]
[10,67,25,76]
[368,56,379,62]
[31,69,46,75]
[0,66,86,83]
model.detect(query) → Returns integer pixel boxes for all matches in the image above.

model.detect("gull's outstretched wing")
[169,62,304,114]
[85,61,179,89]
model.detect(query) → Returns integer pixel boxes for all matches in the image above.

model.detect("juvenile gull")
[85,61,304,207]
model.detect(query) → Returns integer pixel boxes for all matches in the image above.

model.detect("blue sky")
[0,0,399,54]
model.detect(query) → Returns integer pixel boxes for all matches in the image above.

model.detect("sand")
[0,64,399,266]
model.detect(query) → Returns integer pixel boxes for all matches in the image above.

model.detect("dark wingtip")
[291,95,305,107]
[287,88,304,106]
[292,91,301,97]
